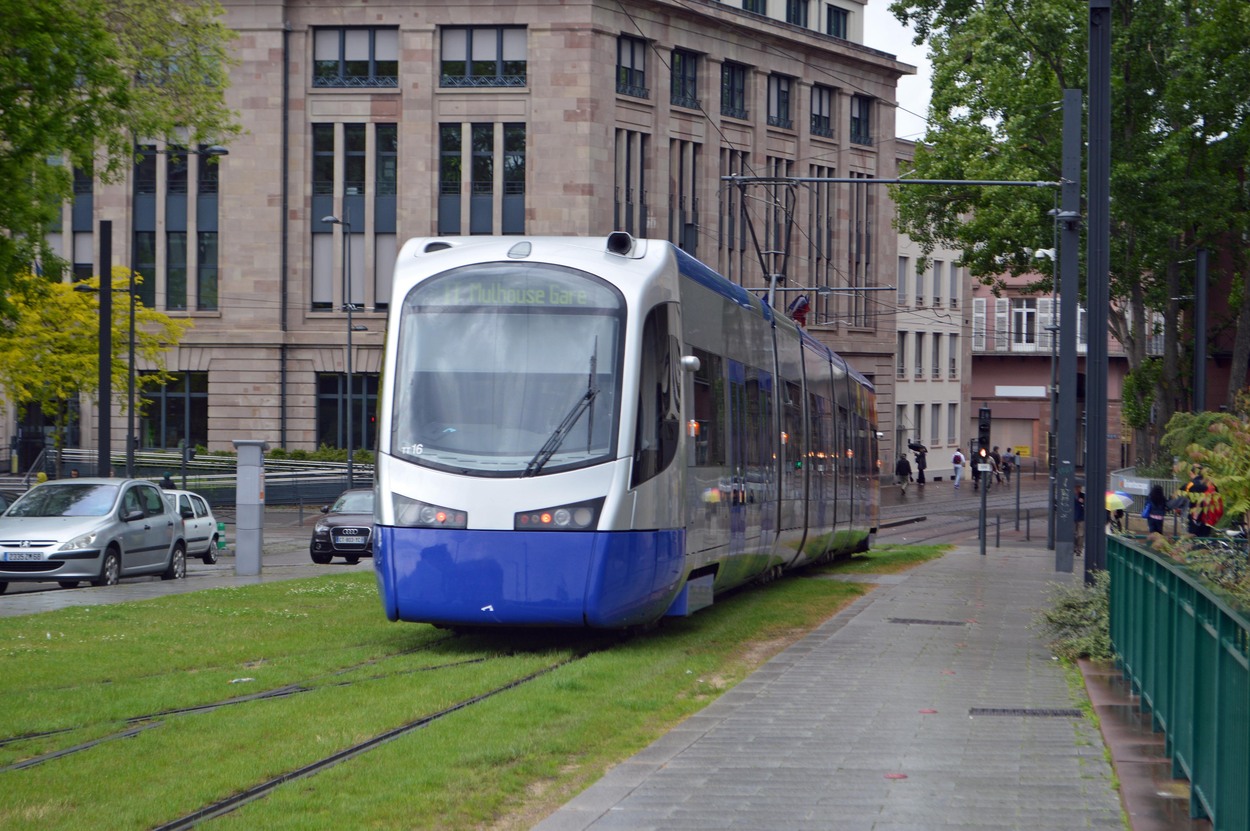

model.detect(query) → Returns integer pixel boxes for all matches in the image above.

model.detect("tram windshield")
[391,262,625,476]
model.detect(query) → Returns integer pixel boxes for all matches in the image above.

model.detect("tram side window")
[691,348,725,466]
[632,304,681,487]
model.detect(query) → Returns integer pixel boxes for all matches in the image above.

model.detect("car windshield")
[332,491,374,513]
[391,262,624,477]
[6,483,120,518]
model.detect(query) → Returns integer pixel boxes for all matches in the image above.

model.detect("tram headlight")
[514,498,603,531]
[393,494,468,529]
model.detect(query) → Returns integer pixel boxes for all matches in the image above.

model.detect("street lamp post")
[321,211,359,488]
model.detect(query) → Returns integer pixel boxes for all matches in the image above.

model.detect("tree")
[0,0,239,306]
[0,271,192,476]
[888,0,1250,462]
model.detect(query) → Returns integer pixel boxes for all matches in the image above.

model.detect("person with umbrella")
[1105,491,1134,534]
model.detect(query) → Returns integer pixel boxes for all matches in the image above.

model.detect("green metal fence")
[1108,535,1250,830]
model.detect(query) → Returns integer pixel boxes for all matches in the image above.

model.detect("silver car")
[0,478,187,593]
[163,489,222,564]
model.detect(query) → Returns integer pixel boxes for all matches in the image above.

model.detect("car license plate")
[335,535,364,545]
[3,551,43,562]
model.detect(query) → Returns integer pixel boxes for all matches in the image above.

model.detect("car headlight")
[393,494,467,529]
[514,498,603,531]
[60,531,100,551]
[313,522,330,537]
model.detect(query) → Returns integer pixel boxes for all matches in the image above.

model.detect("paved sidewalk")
[536,544,1124,831]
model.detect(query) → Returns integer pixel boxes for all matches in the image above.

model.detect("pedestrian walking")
[1144,484,1168,535]
[989,446,1003,485]
[1000,448,1015,483]
[894,454,912,494]
[914,448,927,487]
[951,448,965,488]
[1182,467,1223,538]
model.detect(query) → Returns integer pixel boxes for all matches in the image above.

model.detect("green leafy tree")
[1168,388,1250,533]
[888,0,1250,462]
[0,0,239,306]
[0,271,192,476]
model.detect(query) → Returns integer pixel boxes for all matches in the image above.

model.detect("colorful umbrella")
[1105,491,1134,511]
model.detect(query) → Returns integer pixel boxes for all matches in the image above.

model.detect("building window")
[1011,297,1037,349]
[313,124,335,196]
[377,124,397,197]
[767,74,793,129]
[344,124,366,196]
[197,232,218,311]
[947,403,958,444]
[671,49,699,110]
[721,62,749,120]
[948,333,958,378]
[896,331,906,378]
[502,123,526,235]
[914,332,924,378]
[138,371,208,450]
[744,0,766,13]
[931,404,941,447]
[316,372,380,454]
[615,129,650,237]
[932,260,944,307]
[134,231,156,309]
[669,139,700,254]
[932,333,941,378]
[972,297,986,350]
[850,94,873,145]
[786,0,809,27]
[897,256,909,304]
[440,27,527,88]
[949,264,960,308]
[167,232,187,311]
[313,28,398,88]
[811,84,834,137]
[827,6,849,38]
[310,122,395,309]
[438,124,462,235]
[718,148,750,284]
[617,36,648,98]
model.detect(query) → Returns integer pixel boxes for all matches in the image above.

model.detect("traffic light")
[977,407,992,455]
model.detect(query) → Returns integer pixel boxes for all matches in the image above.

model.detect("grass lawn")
[0,546,945,830]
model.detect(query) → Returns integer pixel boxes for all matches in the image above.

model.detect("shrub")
[1034,570,1112,662]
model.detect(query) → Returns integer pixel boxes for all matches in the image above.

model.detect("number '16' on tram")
[372,232,879,628]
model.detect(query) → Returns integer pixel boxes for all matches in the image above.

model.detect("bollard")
[233,439,269,576]
[216,521,227,550]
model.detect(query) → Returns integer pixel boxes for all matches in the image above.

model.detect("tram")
[372,232,878,628]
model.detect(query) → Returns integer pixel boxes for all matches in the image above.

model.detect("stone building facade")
[4,0,913,468]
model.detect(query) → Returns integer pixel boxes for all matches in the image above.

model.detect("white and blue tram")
[373,232,879,628]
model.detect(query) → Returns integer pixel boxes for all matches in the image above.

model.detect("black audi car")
[310,488,375,565]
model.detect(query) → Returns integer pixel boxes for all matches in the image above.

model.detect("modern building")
[3,0,917,472]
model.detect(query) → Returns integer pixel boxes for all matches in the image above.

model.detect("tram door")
[725,360,775,584]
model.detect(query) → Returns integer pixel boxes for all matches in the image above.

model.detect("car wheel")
[162,543,187,580]
[58,581,80,589]
[202,537,219,565]
[94,550,121,587]
[311,550,333,565]
[345,556,361,565]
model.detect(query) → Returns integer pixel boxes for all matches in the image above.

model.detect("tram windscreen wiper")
[524,346,599,477]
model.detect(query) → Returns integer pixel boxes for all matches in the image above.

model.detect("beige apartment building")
[5,0,915,470]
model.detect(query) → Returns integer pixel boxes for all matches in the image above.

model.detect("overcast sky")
[862,2,933,141]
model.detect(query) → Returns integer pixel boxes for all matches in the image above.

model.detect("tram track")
[0,636,468,771]
[148,650,595,831]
